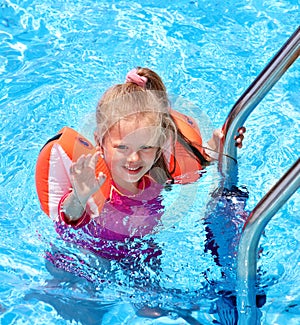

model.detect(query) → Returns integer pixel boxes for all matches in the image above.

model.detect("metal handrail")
[218,26,300,189]
[236,158,300,324]
[215,26,300,324]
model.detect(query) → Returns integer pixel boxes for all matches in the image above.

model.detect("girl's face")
[100,118,161,193]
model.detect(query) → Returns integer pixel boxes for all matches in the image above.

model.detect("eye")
[114,144,128,150]
[140,145,155,151]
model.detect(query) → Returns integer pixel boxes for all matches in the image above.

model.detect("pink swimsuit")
[55,176,164,261]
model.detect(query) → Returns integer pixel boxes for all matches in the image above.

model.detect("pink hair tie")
[125,69,148,88]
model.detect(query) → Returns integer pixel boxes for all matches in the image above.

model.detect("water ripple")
[0,0,299,324]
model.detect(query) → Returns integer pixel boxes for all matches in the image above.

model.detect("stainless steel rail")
[216,26,300,324]
[236,158,300,324]
[219,26,300,189]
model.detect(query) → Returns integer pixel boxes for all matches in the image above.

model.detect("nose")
[127,150,140,162]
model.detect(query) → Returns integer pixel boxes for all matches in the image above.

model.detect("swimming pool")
[0,0,299,324]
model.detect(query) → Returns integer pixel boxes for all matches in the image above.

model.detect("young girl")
[39,67,245,263]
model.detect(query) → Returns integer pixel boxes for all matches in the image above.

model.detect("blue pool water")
[0,0,299,324]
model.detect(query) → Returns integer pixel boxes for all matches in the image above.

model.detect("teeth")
[125,166,140,171]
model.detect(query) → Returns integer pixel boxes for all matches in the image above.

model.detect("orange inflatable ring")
[35,110,206,219]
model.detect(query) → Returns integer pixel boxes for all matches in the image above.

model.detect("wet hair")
[135,67,168,105]
[136,67,209,166]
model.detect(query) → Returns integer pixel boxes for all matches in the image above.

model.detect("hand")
[205,129,224,160]
[205,126,246,160]
[70,151,106,205]
[234,126,246,148]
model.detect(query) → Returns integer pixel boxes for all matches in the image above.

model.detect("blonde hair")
[95,67,208,183]
[95,82,178,183]
[136,67,209,167]
[135,67,169,106]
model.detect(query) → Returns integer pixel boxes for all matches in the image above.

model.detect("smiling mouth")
[124,165,142,172]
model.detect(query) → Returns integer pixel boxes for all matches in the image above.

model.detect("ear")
[94,131,100,146]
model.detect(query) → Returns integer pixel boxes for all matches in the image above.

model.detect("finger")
[213,128,224,139]
[238,126,246,134]
[83,154,93,168]
[70,154,90,174]
[70,158,84,174]
[90,151,101,169]
[70,163,76,174]
[235,138,243,148]
[97,171,107,185]
[238,134,244,141]
[76,154,87,170]
[83,151,100,171]
[234,135,243,141]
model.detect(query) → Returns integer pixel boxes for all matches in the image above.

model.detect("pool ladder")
[218,26,300,324]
